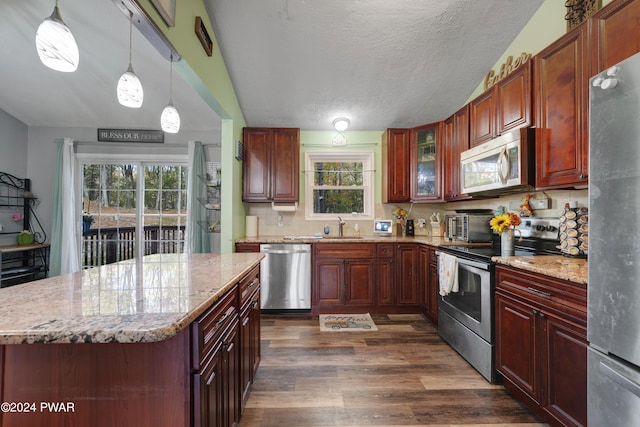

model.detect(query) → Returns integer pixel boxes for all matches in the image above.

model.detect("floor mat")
[319,313,378,331]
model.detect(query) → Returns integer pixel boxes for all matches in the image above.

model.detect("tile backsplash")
[245,189,588,238]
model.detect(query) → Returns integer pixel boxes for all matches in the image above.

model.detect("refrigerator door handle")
[600,360,640,398]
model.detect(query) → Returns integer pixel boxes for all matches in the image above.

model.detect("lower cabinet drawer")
[239,265,260,307]
[193,285,238,366]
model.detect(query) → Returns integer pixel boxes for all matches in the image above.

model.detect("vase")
[396,219,404,237]
[501,229,515,256]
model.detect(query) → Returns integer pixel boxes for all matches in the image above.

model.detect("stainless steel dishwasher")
[259,244,311,311]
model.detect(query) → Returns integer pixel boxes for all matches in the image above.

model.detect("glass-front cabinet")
[411,122,442,202]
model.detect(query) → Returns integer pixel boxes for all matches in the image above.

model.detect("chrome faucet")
[338,216,345,237]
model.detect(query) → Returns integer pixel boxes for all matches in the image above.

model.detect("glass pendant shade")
[161,56,180,133]
[118,11,143,108]
[333,117,350,132]
[35,5,79,72]
[117,64,144,108]
[161,102,180,133]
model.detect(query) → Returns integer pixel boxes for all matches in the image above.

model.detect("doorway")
[81,162,187,268]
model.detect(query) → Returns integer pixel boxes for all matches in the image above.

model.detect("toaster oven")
[445,214,493,242]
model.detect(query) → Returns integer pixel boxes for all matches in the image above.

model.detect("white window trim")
[304,151,374,221]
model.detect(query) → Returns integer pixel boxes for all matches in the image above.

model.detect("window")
[81,162,187,268]
[305,152,374,220]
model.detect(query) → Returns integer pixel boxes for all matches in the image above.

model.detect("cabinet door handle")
[527,287,552,297]
[579,173,587,179]
[226,342,235,353]
[216,313,228,327]
[539,312,546,319]
[206,371,216,386]
[532,309,538,316]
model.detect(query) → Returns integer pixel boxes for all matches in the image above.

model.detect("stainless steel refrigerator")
[588,51,640,425]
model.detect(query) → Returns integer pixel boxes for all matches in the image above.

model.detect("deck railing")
[81,225,185,268]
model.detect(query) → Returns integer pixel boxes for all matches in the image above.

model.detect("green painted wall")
[135,0,246,253]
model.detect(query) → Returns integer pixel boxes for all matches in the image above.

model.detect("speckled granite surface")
[493,255,587,284]
[237,235,449,246]
[0,253,263,345]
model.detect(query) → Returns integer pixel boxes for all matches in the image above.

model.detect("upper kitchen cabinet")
[382,129,411,203]
[242,128,300,202]
[469,60,532,148]
[443,105,471,201]
[591,0,640,74]
[534,23,590,189]
[411,121,443,202]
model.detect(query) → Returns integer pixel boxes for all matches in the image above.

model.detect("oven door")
[438,254,494,343]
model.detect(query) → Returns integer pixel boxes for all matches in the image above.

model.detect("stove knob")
[546,225,557,232]
[536,225,546,231]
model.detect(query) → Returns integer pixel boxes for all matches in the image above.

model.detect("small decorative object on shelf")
[16,230,34,245]
[490,211,522,256]
[391,205,412,237]
[11,212,22,222]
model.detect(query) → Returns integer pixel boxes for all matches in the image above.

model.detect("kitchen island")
[0,252,263,427]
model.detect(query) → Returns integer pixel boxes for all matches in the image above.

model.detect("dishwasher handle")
[261,248,311,255]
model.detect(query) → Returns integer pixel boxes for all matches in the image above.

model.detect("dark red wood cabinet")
[443,105,470,201]
[242,127,299,202]
[495,265,587,427]
[591,0,640,75]
[411,121,443,202]
[382,128,412,203]
[534,23,590,189]
[469,60,532,148]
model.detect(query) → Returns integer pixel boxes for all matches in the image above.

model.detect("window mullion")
[136,161,144,260]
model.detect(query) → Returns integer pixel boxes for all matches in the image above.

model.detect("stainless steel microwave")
[460,128,538,195]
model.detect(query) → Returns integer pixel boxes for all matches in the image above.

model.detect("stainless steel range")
[437,217,561,383]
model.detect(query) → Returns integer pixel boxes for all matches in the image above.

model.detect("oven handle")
[436,250,491,271]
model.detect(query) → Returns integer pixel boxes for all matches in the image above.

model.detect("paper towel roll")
[246,216,258,238]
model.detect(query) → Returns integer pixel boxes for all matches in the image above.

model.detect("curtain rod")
[60,141,221,147]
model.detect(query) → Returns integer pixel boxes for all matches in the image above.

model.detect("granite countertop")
[0,253,264,345]
[237,234,449,246]
[493,255,588,284]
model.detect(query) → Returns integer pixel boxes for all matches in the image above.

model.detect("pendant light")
[161,55,180,133]
[35,0,79,72]
[117,11,143,108]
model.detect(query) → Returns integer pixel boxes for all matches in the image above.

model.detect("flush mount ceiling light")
[35,0,79,72]
[333,117,350,132]
[161,55,180,133]
[117,10,144,108]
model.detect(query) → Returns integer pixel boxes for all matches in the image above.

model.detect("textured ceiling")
[0,1,544,134]
[204,0,544,130]
[0,0,220,132]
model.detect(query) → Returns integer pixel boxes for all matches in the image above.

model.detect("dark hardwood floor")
[240,314,548,426]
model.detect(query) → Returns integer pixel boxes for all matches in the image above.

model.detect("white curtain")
[49,138,80,276]
[185,141,210,253]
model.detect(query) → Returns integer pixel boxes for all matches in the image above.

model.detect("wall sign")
[97,129,164,143]
[484,52,532,90]
[195,16,213,57]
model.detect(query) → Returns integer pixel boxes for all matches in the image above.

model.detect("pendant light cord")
[128,11,133,65]
[169,54,174,102]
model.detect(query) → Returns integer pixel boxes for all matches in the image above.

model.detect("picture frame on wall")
[150,0,176,27]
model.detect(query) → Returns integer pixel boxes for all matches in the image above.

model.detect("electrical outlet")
[531,199,551,210]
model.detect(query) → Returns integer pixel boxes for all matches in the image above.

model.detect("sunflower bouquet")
[490,212,522,235]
